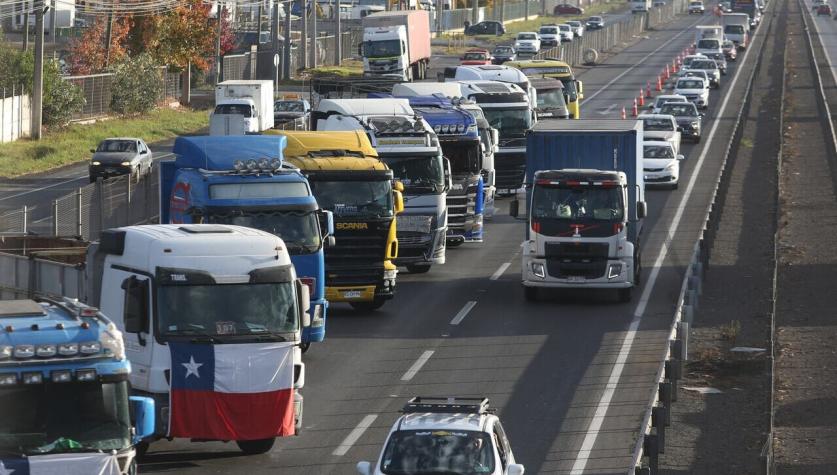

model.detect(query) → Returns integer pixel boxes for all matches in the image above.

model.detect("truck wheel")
[236,438,276,455]
[135,441,150,461]
[524,286,539,302]
[618,287,633,303]
[350,298,387,312]
[406,264,432,274]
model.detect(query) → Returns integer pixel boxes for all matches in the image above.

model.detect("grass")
[304,60,364,78]
[0,108,208,178]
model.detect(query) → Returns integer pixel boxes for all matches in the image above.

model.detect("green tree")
[110,53,161,115]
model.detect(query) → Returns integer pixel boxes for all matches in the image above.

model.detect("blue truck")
[405,95,486,245]
[159,135,334,350]
[0,297,154,474]
[510,120,647,302]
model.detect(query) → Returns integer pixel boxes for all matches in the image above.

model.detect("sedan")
[650,94,688,114]
[492,45,517,64]
[638,113,682,154]
[659,101,703,142]
[460,48,493,65]
[566,20,584,37]
[586,15,604,29]
[816,3,832,14]
[89,138,153,182]
[688,58,721,88]
[705,52,728,75]
[553,3,584,14]
[643,141,684,189]
[688,0,705,13]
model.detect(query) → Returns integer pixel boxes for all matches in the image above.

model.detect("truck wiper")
[246,329,288,342]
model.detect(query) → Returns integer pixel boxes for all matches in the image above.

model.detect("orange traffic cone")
[621,106,627,120]
[673,59,679,73]
[664,64,670,80]
[638,90,645,107]
[646,82,652,98]
[656,76,663,91]
[631,98,638,117]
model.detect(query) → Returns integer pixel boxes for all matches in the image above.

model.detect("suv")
[674,77,710,108]
[816,3,832,15]
[688,0,705,13]
[659,101,703,142]
[538,24,560,47]
[357,397,525,475]
[553,3,584,14]
[465,20,505,36]
[586,15,604,29]
[687,58,721,88]
[514,32,541,54]
[492,45,517,64]
[558,23,574,42]
[566,20,584,37]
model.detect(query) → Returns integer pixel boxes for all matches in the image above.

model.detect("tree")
[150,0,215,71]
[219,7,236,55]
[68,15,132,75]
[110,53,162,115]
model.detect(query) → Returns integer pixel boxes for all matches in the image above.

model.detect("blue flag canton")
[169,342,215,391]
[0,458,29,475]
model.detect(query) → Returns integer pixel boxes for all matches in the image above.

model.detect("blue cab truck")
[0,297,154,475]
[407,95,485,245]
[159,135,334,351]
[510,120,648,302]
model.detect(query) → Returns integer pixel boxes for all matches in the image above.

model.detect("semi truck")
[275,131,405,311]
[313,99,448,273]
[0,297,155,475]
[0,225,311,455]
[212,80,275,134]
[509,120,647,302]
[158,135,333,351]
[504,59,584,119]
[361,10,432,82]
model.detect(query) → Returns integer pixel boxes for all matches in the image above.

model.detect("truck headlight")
[51,370,72,383]
[121,161,131,166]
[58,343,79,356]
[608,264,623,279]
[384,269,398,281]
[311,305,325,328]
[76,369,97,381]
[22,372,43,385]
[532,262,546,278]
[0,374,17,385]
[36,344,56,358]
[0,345,11,360]
[100,323,125,360]
[80,341,101,355]
[14,345,34,359]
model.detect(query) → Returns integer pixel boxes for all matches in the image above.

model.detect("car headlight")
[92,161,101,166]
[532,262,545,278]
[100,323,125,361]
[120,161,131,166]
[665,161,678,171]
[691,121,700,128]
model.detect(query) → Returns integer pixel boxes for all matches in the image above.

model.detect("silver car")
[89,138,153,182]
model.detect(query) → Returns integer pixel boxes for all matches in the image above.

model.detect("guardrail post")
[682,302,694,325]
[652,406,667,452]
[22,205,28,235]
[52,199,58,236]
[76,187,83,238]
[677,321,689,360]
[659,381,673,423]
[665,359,680,402]
[643,434,660,474]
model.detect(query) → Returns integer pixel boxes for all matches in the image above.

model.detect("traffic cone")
[631,98,638,117]
[656,76,663,91]
[673,59,679,73]
[621,106,627,120]
[664,64,670,80]
[638,89,645,107]
[646,82,652,98]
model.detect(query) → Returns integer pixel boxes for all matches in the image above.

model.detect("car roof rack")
[402,397,493,414]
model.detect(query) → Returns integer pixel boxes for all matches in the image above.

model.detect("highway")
[807,0,837,83]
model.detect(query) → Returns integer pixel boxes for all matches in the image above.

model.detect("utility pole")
[300,0,308,69]
[283,0,292,79]
[471,0,477,25]
[104,11,113,67]
[335,0,342,66]
[215,1,223,84]
[49,0,56,45]
[524,0,529,20]
[311,0,318,67]
[31,0,45,140]
[23,11,29,51]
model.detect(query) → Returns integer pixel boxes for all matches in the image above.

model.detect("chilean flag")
[168,341,296,440]
[0,453,120,475]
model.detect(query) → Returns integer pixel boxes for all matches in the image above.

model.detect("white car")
[674,77,710,109]
[357,397,525,475]
[538,24,560,47]
[638,113,682,154]
[680,53,708,70]
[514,32,541,54]
[566,20,584,37]
[680,69,711,89]
[558,24,574,42]
[650,94,688,114]
[643,140,684,189]
[686,57,721,88]
[695,37,723,57]
[688,0,705,13]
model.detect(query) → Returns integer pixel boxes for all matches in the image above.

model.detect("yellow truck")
[505,59,584,119]
[274,130,404,311]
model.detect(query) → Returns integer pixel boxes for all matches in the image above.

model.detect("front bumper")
[447,213,484,243]
[644,169,679,186]
[522,255,633,288]
[541,38,559,47]
[89,164,132,179]
[325,268,397,302]
[395,227,447,265]
[678,124,701,138]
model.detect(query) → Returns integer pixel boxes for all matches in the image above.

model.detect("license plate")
[342,290,362,299]
[567,276,586,282]
[397,215,432,234]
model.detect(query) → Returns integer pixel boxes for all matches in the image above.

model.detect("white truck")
[631,0,652,12]
[694,25,723,45]
[212,80,275,134]
[722,13,751,49]
[361,10,432,82]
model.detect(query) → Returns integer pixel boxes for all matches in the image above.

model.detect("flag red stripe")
[169,388,295,440]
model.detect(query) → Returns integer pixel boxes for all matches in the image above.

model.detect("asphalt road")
[807,0,837,83]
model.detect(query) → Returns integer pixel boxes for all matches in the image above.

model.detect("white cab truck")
[361,10,431,81]
[722,13,750,49]
[632,0,651,12]
[694,25,723,45]
[212,80,275,134]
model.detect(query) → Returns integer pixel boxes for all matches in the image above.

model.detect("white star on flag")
[182,355,203,379]
[0,461,15,475]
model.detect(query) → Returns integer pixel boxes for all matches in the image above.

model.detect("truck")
[722,13,751,48]
[158,135,334,352]
[0,225,311,455]
[694,25,723,46]
[504,59,584,119]
[212,80,275,134]
[313,99,448,273]
[0,297,155,475]
[509,120,648,302]
[631,0,651,12]
[361,10,432,82]
[275,131,405,311]
[730,0,760,27]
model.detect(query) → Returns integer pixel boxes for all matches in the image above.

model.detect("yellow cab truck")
[273,130,405,311]
[505,59,584,119]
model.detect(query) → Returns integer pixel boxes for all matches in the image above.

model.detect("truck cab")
[212,80,275,134]
[361,10,431,81]
[0,298,154,474]
[504,59,584,119]
[159,135,332,351]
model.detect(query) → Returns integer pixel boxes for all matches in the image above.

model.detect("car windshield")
[275,101,304,112]
[158,282,298,337]
[656,97,685,108]
[589,16,602,21]
[482,107,533,137]
[559,25,571,31]
[567,21,580,26]
[643,118,674,131]
[644,145,675,158]
[532,184,624,220]
[0,381,131,455]
[97,140,136,153]
[206,209,322,254]
[697,39,720,49]
[380,430,495,475]
[385,155,446,192]
[442,141,481,174]
[684,71,707,79]
[364,39,401,58]
[677,79,704,89]
[660,103,698,116]
[536,88,568,109]
[215,104,253,116]
[494,47,512,54]
[463,52,487,60]
[723,40,734,48]
[692,60,716,69]
[540,27,558,34]
[690,1,702,5]
[518,33,536,40]
[310,179,394,217]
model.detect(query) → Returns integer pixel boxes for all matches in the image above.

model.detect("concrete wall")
[0,94,31,144]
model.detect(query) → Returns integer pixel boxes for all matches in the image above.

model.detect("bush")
[110,53,162,115]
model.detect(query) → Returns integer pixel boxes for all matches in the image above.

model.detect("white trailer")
[213,80,275,133]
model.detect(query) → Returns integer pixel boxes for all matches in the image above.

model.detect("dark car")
[89,138,153,182]
[465,20,505,36]
[659,102,703,143]
[274,99,311,127]
[553,3,584,14]
[492,45,517,64]
[585,16,604,29]
[816,4,832,15]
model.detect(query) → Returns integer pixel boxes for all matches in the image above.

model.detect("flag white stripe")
[28,453,121,475]
[213,341,295,394]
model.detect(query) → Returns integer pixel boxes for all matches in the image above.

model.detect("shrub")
[110,53,162,115]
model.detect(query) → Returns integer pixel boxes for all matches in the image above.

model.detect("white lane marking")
[569,22,759,475]
[401,350,435,381]
[490,262,511,281]
[332,414,378,456]
[596,104,618,116]
[449,301,478,325]
[583,15,707,106]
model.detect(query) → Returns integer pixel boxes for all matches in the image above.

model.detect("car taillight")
[299,277,315,295]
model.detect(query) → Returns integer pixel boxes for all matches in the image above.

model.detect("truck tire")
[236,438,276,455]
[618,287,633,303]
[524,286,539,302]
[350,297,387,312]
[135,441,150,461]
[406,264,432,274]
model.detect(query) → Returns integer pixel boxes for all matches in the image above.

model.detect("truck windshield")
[0,381,131,455]
[643,118,674,131]
[380,430,495,475]
[206,210,322,254]
[532,185,624,221]
[385,155,445,193]
[310,180,394,217]
[536,88,567,109]
[482,108,533,137]
[442,141,481,174]
[697,39,720,49]
[214,104,254,116]
[724,25,745,34]
[364,40,401,58]
[158,282,298,338]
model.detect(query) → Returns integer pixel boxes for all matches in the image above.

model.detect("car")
[688,0,705,13]
[653,0,666,6]
[461,48,494,65]
[643,140,684,189]
[89,137,153,183]
[553,3,584,14]
[650,94,688,114]
[812,0,827,10]
[465,20,505,36]
[356,397,525,475]
[681,53,708,70]
[557,23,574,42]
[538,24,561,47]
[638,113,682,154]
[566,20,584,37]
[681,69,711,89]
[817,3,832,14]
[273,98,311,126]
[514,31,541,54]
[695,37,722,57]
[674,76,710,109]
[686,57,721,88]
[719,0,732,11]
[492,45,517,64]
[659,101,703,142]
[585,15,604,29]
[705,51,728,75]
[722,39,738,61]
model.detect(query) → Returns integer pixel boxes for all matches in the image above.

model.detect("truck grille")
[544,242,610,279]
[326,223,390,286]
[446,194,470,230]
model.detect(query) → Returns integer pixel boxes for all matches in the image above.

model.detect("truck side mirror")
[121,276,149,343]
[129,396,156,444]
[297,280,311,328]
[323,210,335,236]
[509,199,519,217]
[637,201,648,219]
[508,464,526,475]
[393,190,405,214]
[356,461,372,475]
[443,157,452,192]
[491,128,499,146]
[576,80,584,97]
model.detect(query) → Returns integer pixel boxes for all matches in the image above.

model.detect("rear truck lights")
[22,372,43,385]
[13,345,35,359]
[58,343,79,356]
[79,341,101,355]
[79,306,99,317]
[608,263,623,279]
[76,369,97,382]
[0,345,11,360]
[532,262,546,279]
[51,370,72,383]
[36,344,57,358]
[0,374,17,386]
